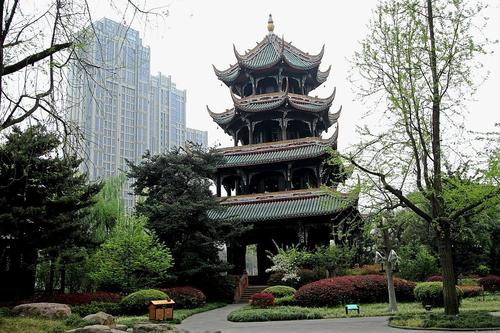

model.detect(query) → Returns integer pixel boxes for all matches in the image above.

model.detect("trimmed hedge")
[479,275,500,292]
[47,292,121,305]
[414,282,463,307]
[250,293,274,308]
[71,301,121,316]
[426,276,443,282]
[294,275,415,307]
[120,289,168,315]
[262,286,296,298]
[460,285,483,298]
[162,286,206,309]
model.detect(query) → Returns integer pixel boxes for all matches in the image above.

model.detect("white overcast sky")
[87,0,500,150]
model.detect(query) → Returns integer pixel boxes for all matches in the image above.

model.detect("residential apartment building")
[67,18,208,210]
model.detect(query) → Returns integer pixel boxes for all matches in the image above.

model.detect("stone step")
[238,285,268,303]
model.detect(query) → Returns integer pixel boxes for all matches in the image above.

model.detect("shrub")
[479,275,500,292]
[71,301,121,316]
[250,293,274,308]
[262,286,296,298]
[458,278,479,286]
[398,245,440,282]
[414,282,463,307]
[227,306,323,322]
[297,269,324,287]
[162,286,206,309]
[266,270,323,288]
[476,265,490,277]
[49,292,121,305]
[460,286,483,298]
[274,295,295,306]
[89,215,173,293]
[120,289,168,315]
[426,276,443,282]
[294,275,416,307]
[347,264,382,276]
[267,273,290,287]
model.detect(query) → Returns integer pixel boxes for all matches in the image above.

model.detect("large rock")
[133,323,178,332]
[66,325,125,333]
[13,302,71,318]
[114,324,128,331]
[83,312,115,326]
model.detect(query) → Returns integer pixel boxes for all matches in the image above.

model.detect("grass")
[0,302,226,333]
[116,302,227,326]
[0,316,69,333]
[390,311,500,329]
[227,293,500,322]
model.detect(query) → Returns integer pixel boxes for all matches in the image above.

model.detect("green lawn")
[0,302,226,333]
[116,302,226,326]
[227,294,500,322]
[390,311,500,329]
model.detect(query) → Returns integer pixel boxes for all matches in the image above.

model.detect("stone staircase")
[238,285,267,304]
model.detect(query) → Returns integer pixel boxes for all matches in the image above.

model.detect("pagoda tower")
[208,15,358,283]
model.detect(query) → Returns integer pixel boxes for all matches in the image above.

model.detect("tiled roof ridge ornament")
[268,14,274,34]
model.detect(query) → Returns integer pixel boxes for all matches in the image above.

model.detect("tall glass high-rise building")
[67,18,207,210]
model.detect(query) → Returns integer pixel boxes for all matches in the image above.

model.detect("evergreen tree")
[0,126,101,298]
[127,145,243,283]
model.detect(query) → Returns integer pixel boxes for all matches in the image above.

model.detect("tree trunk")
[437,223,459,315]
[47,260,54,295]
[60,264,66,294]
[386,260,398,313]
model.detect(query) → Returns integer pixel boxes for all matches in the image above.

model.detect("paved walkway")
[177,304,485,333]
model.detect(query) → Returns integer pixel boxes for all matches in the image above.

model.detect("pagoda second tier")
[208,90,341,145]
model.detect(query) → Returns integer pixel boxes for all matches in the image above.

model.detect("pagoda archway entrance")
[249,171,286,193]
[253,120,281,143]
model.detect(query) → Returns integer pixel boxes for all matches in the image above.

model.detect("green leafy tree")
[0,126,101,298]
[35,175,126,293]
[127,145,242,283]
[348,0,498,314]
[312,245,355,278]
[89,215,173,293]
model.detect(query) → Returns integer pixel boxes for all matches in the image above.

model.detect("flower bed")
[294,275,415,307]
[162,286,206,309]
[479,275,500,292]
[250,293,274,308]
[47,292,121,305]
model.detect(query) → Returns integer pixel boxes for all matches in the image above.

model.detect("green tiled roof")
[208,190,350,223]
[213,33,326,87]
[218,133,338,168]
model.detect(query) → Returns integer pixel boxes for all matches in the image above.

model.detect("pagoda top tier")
[213,14,330,91]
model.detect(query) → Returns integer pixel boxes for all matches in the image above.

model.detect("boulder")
[13,302,71,318]
[83,312,115,326]
[67,324,114,333]
[133,323,177,332]
[114,324,128,331]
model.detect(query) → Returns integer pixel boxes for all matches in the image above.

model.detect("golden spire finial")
[267,14,274,33]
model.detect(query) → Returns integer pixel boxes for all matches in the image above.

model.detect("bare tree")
[0,0,167,137]
[347,0,499,315]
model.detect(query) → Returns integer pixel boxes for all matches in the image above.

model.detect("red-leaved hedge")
[48,292,121,305]
[460,285,483,298]
[250,293,275,308]
[294,275,416,307]
[426,275,444,282]
[479,275,500,292]
[162,286,206,309]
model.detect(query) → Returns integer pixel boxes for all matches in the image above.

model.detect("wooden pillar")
[286,164,292,190]
[316,165,322,187]
[216,173,221,197]
[248,122,253,144]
